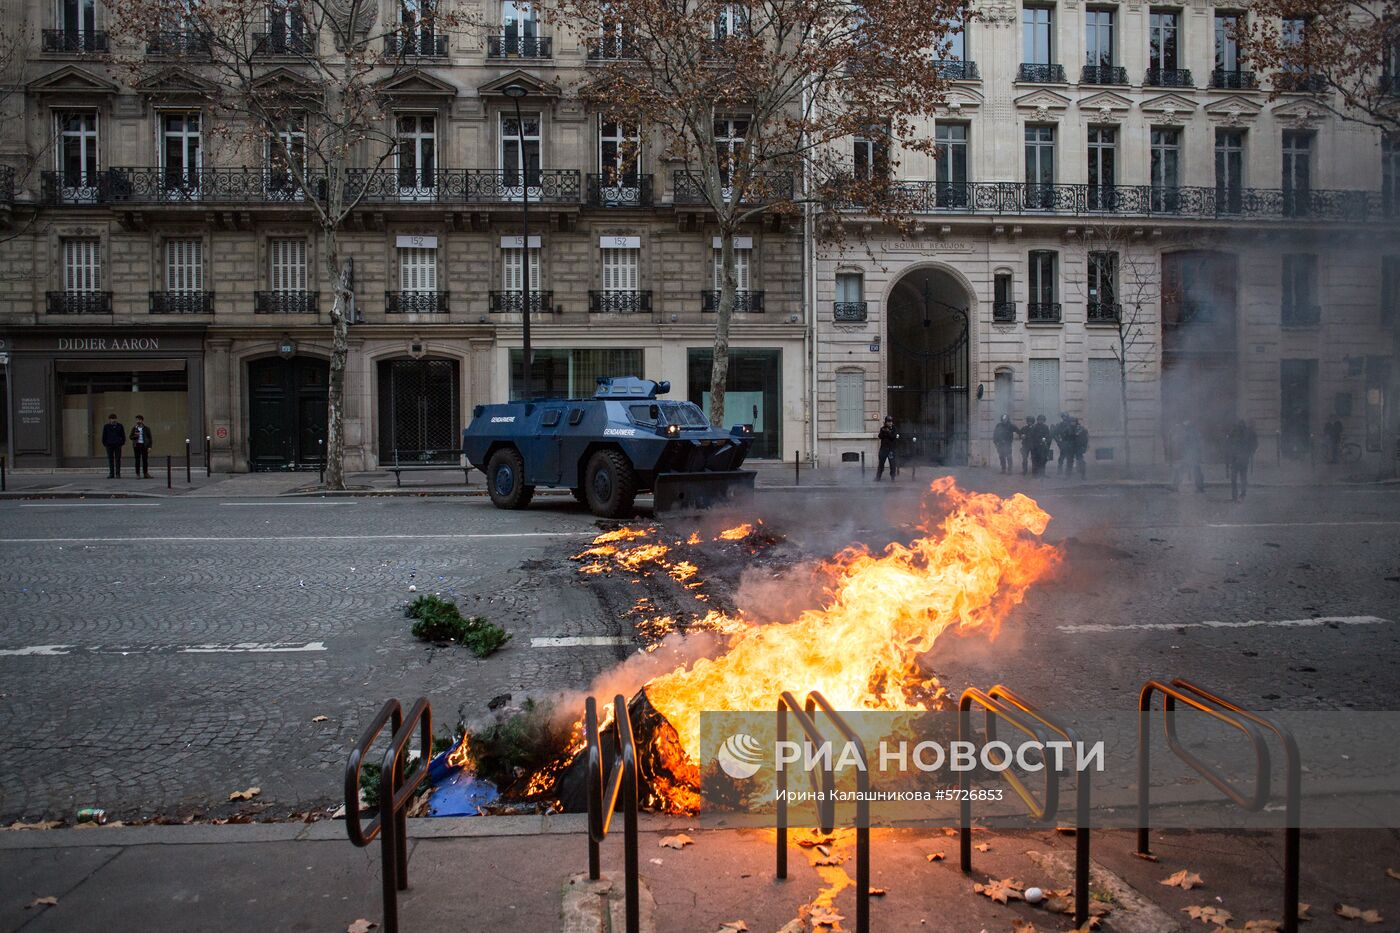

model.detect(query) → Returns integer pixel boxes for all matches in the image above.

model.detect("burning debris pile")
[485,478,1061,814]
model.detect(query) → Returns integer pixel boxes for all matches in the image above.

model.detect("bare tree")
[106,0,471,488]
[547,0,964,426]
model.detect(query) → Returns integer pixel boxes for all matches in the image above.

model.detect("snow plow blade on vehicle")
[461,376,756,518]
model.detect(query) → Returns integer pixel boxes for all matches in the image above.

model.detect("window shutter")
[712,248,750,291]
[166,239,201,292]
[400,247,436,292]
[835,370,864,433]
[270,238,307,291]
[64,239,101,292]
[602,248,637,292]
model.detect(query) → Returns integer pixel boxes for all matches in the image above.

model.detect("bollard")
[185,438,191,484]
[1,454,6,492]
[166,455,172,489]
[205,435,211,477]
[794,449,800,486]
[860,450,866,478]
[319,439,325,485]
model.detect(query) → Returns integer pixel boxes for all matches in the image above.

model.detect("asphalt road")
[1,480,1397,823]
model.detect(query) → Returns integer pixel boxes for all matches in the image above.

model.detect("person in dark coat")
[992,415,1015,474]
[101,413,125,479]
[1028,415,1053,477]
[1069,417,1089,478]
[1053,413,1075,475]
[1018,416,1036,475]
[129,415,154,479]
[875,415,899,481]
[1225,419,1258,501]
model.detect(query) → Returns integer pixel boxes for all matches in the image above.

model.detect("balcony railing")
[254,290,319,313]
[1211,68,1257,90]
[1081,64,1128,85]
[1282,303,1322,327]
[589,290,651,313]
[992,301,1016,323]
[833,300,867,322]
[1028,302,1061,323]
[384,31,447,58]
[586,35,637,60]
[385,291,449,313]
[586,174,652,208]
[1018,63,1067,83]
[933,59,979,81]
[1087,301,1122,323]
[487,35,551,58]
[700,289,765,312]
[146,30,210,55]
[253,31,317,55]
[488,290,553,313]
[672,170,793,205]
[1274,71,1327,93]
[42,29,110,53]
[344,169,581,204]
[150,291,214,314]
[46,291,112,314]
[1145,67,1193,88]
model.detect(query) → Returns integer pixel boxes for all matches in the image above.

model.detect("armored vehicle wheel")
[584,450,637,518]
[486,448,535,510]
[570,487,589,504]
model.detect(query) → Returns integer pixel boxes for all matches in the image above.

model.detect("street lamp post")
[503,83,533,400]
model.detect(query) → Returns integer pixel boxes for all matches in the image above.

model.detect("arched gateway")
[885,267,972,465]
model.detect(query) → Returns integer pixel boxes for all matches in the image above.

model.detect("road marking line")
[0,641,328,657]
[0,532,596,544]
[531,636,634,648]
[1205,521,1400,528]
[219,502,356,507]
[18,503,162,508]
[0,644,72,656]
[1058,615,1391,635]
[181,641,328,653]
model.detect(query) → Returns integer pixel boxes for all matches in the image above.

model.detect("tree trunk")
[708,231,736,428]
[323,231,351,491]
[1118,332,1132,473]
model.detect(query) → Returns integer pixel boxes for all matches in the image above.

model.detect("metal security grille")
[378,358,460,463]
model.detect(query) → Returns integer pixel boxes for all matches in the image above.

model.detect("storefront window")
[686,348,781,459]
[60,369,188,459]
[509,348,642,399]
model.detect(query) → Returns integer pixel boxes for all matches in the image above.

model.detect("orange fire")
[717,522,756,541]
[642,478,1060,762]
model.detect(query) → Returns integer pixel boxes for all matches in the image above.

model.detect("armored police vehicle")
[462,376,756,517]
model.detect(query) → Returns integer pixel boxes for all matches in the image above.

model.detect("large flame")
[642,477,1061,762]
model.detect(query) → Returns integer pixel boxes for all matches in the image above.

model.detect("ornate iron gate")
[887,299,970,466]
[377,358,460,463]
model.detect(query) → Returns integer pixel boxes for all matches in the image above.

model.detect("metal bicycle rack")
[345,697,432,933]
[1138,678,1302,933]
[776,690,873,933]
[584,694,641,933]
[959,685,1090,927]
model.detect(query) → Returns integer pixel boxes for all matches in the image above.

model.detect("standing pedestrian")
[101,413,126,479]
[1054,413,1074,475]
[876,415,899,481]
[1324,418,1343,463]
[1029,415,1053,477]
[1070,417,1089,478]
[129,415,154,479]
[1018,416,1035,475]
[993,415,1015,474]
[1225,419,1258,501]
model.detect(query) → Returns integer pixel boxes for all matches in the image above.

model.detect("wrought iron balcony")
[933,60,979,81]
[672,170,793,205]
[42,29,110,53]
[992,301,1016,323]
[384,31,447,58]
[487,35,551,58]
[1018,63,1067,83]
[0,166,13,205]
[1087,301,1122,323]
[1145,67,1193,88]
[833,300,867,322]
[385,291,449,313]
[344,168,581,204]
[1275,71,1327,93]
[1211,68,1257,89]
[589,290,652,313]
[254,290,319,313]
[1080,64,1127,85]
[1027,302,1061,323]
[700,290,765,312]
[1282,302,1322,327]
[46,291,112,314]
[586,174,652,208]
[586,35,636,60]
[253,31,317,55]
[146,31,210,55]
[488,290,553,313]
[150,291,214,314]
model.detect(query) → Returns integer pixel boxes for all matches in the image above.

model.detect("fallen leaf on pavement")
[1298,902,1311,919]
[649,858,663,866]
[974,842,992,852]
[808,906,844,927]
[1182,905,1233,925]
[797,834,833,848]
[974,878,1024,904]
[1334,904,1384,924]
[943,827,959,836]
[716,922,748,932]
[1012,921,1038,933]
[228,787,261,801]
[869,886,887,896]
[927,852,945,861]
[775,920,805,933]
[1161,869,1204,890]
[346,920,377,933]
[1134,851,1160,862]
[1241,921,1282,931]
[312,715,329,722]
[1387,868,1400,881]
[814,855,844,866]
[659,833,693,849]
[27,897,58,908]
[1072,921,1102,932]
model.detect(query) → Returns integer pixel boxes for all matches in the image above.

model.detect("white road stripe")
[1058,615,1391,635]
[1205,521,1400,528]
[0,532,596,544]
[18,503,162,508]
[0,641,327,657]
[219,502,356,507]
[0,645,72,656]
[531,636,634,648]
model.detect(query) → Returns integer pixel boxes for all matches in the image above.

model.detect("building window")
[686,347,782,458]
[1028,358,1061,419]
[1281,130,1312,214]
[1084,8,1115,67]
[160,111,201,188]
[935,123,968,204]
[1024,124,1055,208]
[1215,12,1242,73]
[399,246,437,293]
[59,0,98,39]
[713,2,748,39]
[835,370,865,434]
[1088,250,1118,320]
[267,0,306,45]
[836,272,862,302]
[994,271,1015,321]
[63,238,101,292]
[1215,129,1245,212]
[600,246,636,293]
[1149,10,1179,71]
[853,126,889,181]
[714,116,748,191]
[511,348,642,400]
[598,119,640,184]
[1382,137,1398,214]
[501,111,541,189]
[944,9,966,60]
[994,368,1015,419]
[1382,256,1398,326]
[1087,358,1122,431]
[1087,126,1116,208]
[265,116,306,197]
[396,114,436,192]
[502,0,537,42]
[1028,249,1058,317]
[1023,6,1054,64]
[55,111,99,199]
[165,238,203,292]
[713,245,752,291]
[1281,253,1318,326]
[1150,127,1181,211]
[269,238,307,291]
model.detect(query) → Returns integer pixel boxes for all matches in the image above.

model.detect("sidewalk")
[4,817,1394,932]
